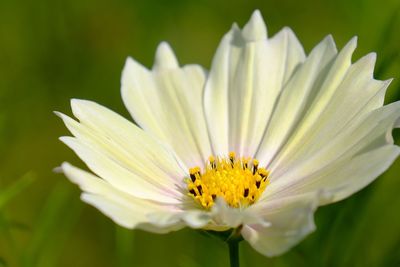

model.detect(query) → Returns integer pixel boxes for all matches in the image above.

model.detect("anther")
[197,185,203,195]
[186,152,269,209]
[244,188,249,197]
[189,167,200,182]
[252,159,259,174]
[209,156,216,169]
[189,167,197,182]
[255,174,262,188]
[243,158,248,170]
[229,151,235,166]
[258,168,268,178]
[189,189,196,195]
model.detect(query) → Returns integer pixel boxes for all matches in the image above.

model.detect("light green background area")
[1,0,400,266]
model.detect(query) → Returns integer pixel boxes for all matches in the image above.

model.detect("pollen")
[185,152,270,209]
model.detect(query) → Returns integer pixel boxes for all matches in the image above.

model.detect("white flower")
[57,10,400,257]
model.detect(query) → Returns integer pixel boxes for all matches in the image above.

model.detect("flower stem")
[228,239,240,267]
[201,227,242,267]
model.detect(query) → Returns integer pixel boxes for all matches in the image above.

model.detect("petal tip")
[350,35,358,45]
[369,51,377,62]
[357,52,377,74]
[231,22,240,31]
[326,34,334,43]
[122,56,137,73]
[53,111,63,118]
[281,26,294,34]
[154,42,179,70]
[342,36,358,54]
[70,98,84,108]
[70,98,85,116]
[70,98,99,118]
[55,162,73,174]
[59,136,71,144]
[124,56,134,65]
[385,78,394,85]
[324,34,336,49]
[53,165,63,173]
[242,10,267,41]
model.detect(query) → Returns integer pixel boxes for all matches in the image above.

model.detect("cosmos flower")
[57,10,400,257]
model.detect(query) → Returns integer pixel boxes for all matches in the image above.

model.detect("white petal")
[203,27,235,156]
[270,40,391,174]
[261,84,400,204]
[121,43,212,169]
[57,100,187,204]
[204,14,305,157]
[242,10,267,41]
[325,145,400,202]
[263,102,400,204]
[242,193,320,257]
[270,102,400,193]
[62,163,185,233]
[153,42,179,70]
[270,37,357,166]
[267,144,400,205]
[147,208,211,229]
[256,35,337,165]
[207,198,270,229]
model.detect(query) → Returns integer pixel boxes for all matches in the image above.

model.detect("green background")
[1,0,400,266]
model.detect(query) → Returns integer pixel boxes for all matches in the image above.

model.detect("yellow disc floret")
[185,152,270,209]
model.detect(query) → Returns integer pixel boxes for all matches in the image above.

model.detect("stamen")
[185,152,270,209]
[197,185,203,195]
[209,156,216,169]
[243,158,248,170]
[244,188,249,197]
[189,167,200,182]
[252,159,259,174]
[258,168,269,179]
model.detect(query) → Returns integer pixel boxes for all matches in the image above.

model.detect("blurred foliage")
[0,174,34,210]
[0,0,400,266]
[0,174,34,267]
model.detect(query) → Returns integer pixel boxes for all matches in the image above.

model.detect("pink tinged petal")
[121,43,212,169]
[62,163,185,233]
[242,193,321,257]
[204,10,305,157]
[56,100,187,204]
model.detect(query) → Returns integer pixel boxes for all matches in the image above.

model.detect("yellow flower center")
[185,152,270,209]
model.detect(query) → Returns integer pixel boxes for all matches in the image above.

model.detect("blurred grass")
[0,174,34,210]
[115,226,135,267]
[0,0,400,266]
[0,174,35,267]
[21,183,82,267]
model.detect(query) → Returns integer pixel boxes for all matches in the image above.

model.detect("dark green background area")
[1,0,400,266]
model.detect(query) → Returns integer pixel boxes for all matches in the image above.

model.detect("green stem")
[201,227,242,267]
[228,239,240,267]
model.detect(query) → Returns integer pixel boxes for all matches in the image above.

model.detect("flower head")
[57,10,400,256]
